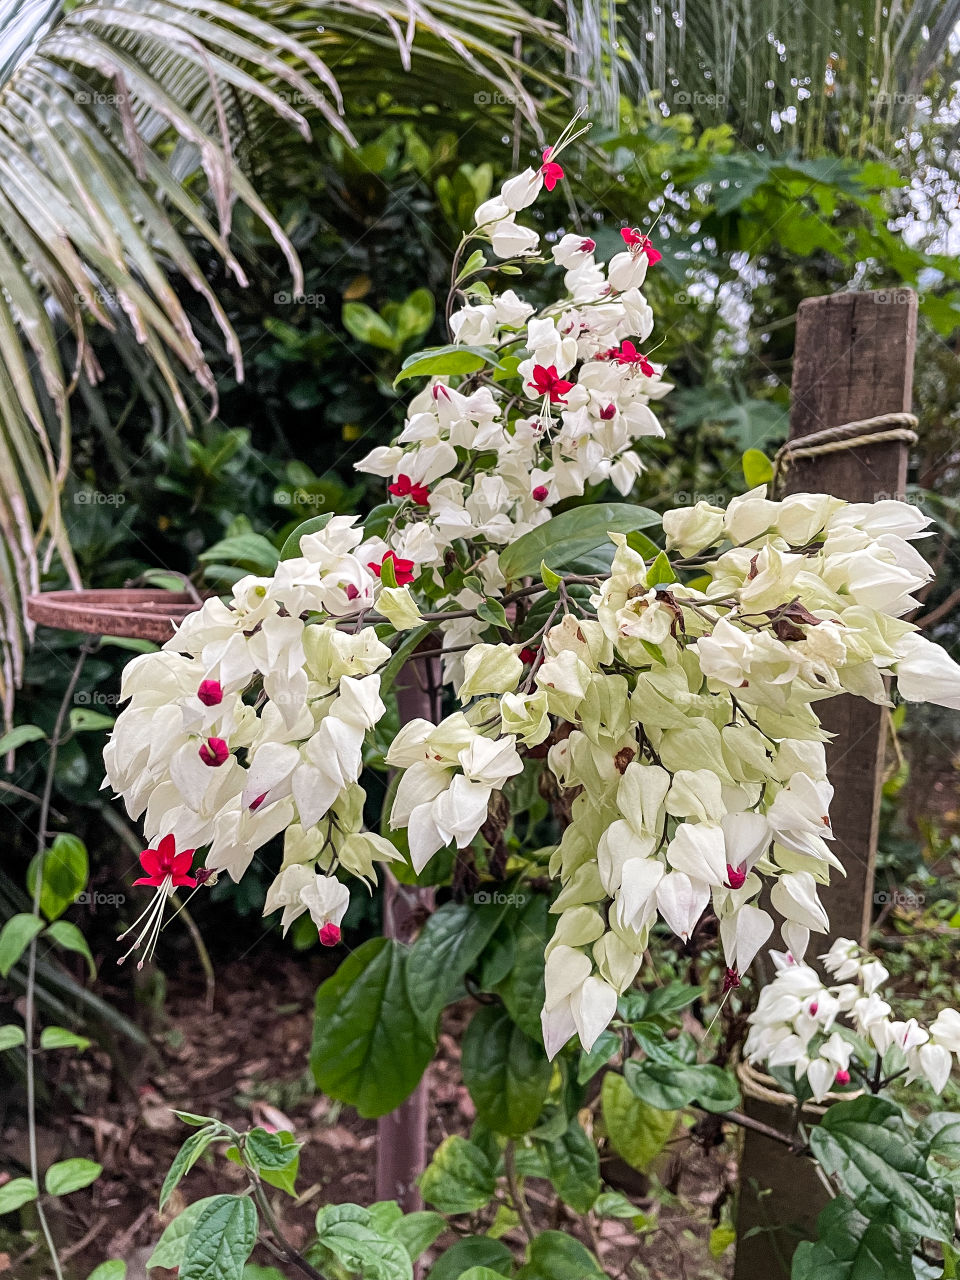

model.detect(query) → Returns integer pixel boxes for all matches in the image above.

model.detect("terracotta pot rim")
[26,588,201,642]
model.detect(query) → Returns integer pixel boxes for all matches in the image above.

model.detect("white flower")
[894,632,960,710]
[490,217,540,259]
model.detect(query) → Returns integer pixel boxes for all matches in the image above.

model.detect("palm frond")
[572,0,960,154]
[0,0,565,726]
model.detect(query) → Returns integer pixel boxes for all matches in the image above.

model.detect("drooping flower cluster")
[744,939,960,1100]
[103,133,960,1082]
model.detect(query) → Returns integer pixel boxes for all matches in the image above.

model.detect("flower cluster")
[745,939,960,1100]
[103,134,960,1082]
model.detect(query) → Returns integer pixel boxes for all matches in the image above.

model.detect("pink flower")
[599,403,616,420]
[527,364,575,404]
[834,1069,851,1086]
[197,679,223,707]
[540,147,564,192]
[579,237,596,252]
[198,737,229,767]
[133,834,197,889]
[319,923,342,946]
[532,485,549,501]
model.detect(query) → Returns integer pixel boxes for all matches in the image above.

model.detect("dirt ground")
[1,946,735,1280]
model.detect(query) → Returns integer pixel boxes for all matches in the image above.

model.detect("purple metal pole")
[376,648,441,1211]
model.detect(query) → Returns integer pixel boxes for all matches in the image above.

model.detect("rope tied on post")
[771,411,918,493]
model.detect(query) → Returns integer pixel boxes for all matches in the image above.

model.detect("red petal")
[139,848,162,876]
[133,875,163,887]
[172,850,195,877]
[157,834,177,860]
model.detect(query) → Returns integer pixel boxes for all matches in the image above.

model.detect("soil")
[0,946,736,1280]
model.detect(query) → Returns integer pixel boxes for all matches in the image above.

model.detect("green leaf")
[180,1195,258,1280]
[406,900,506,1032]
[455,249,487,282]
[0,1178,38,1213]
[314,1206,413,1280]
[69,707,115,732]
[311,938,435,1118]
[45,1158,102,1195]
[197,533,279,575]
[808,1096,955,1243]
[40,1026,91,1051]
[0,1024,25,1050]
[278,512,334,560]
[541,1120,600,1213]
[26,833,89,921]
[427,1238,513,1280]
[624,1057,740,1114]
[498,504,659,581]
[539,560,562,591]
[0,913,45,977]
[343,302,398,352]
[708,1224,736,1258]
[85,1263,126,1280]
[601,1073,676,1171]
[792,1196,915,1280]
[476,599,509,630]
[243,1129,300,1196]
[147,1196,220,1270]
[160,1126,219,1210]
[742,447,775,488]
[645,550,677,587]
[461,1006,552,1136]
[388,1210,447,1261]
[44,920,96,978]
[379,552,399,588]
[394,344,498,386]
[594,1190,644,1220]
[493,895,551,1041]
[517,1230,604,1280]
[0,723,45,751]
[419,1136,496,1215]
[394,289,436,346]
[577,1030,619,1084]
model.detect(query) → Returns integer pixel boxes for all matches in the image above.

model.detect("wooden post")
[733,289,917,1278]
[376,650,442,1213]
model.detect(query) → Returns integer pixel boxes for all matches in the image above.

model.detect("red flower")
[249,793,267,812]
[834,1069,851,1086]
[725,863,747,890]
[519,647,538,665]
[388,473,430,506]
[344,583,360,601]
[368,550,416,587]
[319,923,341,947]
[532,485,549,502]
[527,364,575,404]
[579,237,596,252]
[612,341,655,376]
[432,384,450,401]
[620,227,662,263]
[134,834,197,888]
[599,403,616,420]
[540,147,565,192]
[198,737,229,767]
